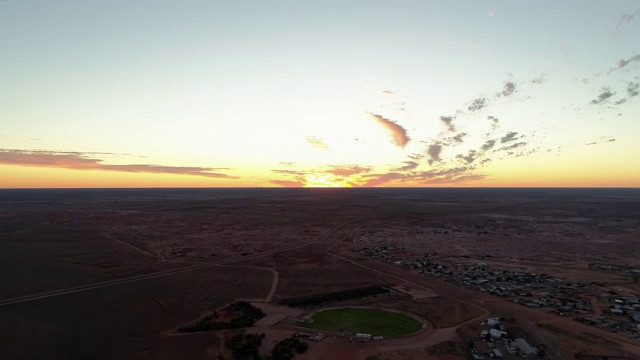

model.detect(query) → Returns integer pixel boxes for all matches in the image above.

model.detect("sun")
[304,174,353,188]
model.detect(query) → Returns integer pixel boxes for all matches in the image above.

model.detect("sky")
[1,0,639,188]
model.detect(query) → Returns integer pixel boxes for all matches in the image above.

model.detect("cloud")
[413,167,484,184]
[467,98,487,112]
[500,131,521,143]
[325,165,371,176]
[271,169,306,175]
[616,12,637,28]
[417,167,469,177]
[270,179,305,187]
[590,87,616,104]
[305,136,329,149]
[440,116,456,132]
[427,143,442,164]
[0,149,237,178]
[450,132,467,144]
[481,139,497,151]
[361,173,406,187]
[408,153,424,160]
[615,98,627,105]
[456,150,479,164]
[609,54,640,73]
[487,116,500,130]
[487,11,496,18]
[392,161,419,172]
[381,90,394,94]
[500,81,516,97]
[628,81,639,97]
[585,136,616,146]
[367,112,410,148]
[495,142,527,152]
[531,75,547,84]
[425,174,485,184]
[361,166,483,186]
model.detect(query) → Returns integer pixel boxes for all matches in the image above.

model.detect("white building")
[489,329,506,339]
[513,338,538,356]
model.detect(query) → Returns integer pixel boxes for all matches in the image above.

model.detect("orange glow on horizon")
[1,163,638,188]
[303,173,354,188]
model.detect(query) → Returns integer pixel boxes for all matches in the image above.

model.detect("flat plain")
[0,188,639,359]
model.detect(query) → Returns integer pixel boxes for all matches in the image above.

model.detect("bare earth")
[0,188,638,359]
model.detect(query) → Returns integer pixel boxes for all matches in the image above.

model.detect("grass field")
[304,308,422,337]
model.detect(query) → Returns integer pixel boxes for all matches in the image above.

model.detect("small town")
[351,244,640,341]
[352,245,592,315]
[575,295,640,339]
[469,316,542,359]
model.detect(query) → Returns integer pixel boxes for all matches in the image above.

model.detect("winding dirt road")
[0,224,341,307]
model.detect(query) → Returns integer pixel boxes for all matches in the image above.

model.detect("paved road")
[0,224,342,307]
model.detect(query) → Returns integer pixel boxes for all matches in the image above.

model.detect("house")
[491,348,503,358]
[487,317,500,326]
[489,329,506,339]
[611,308,625,316]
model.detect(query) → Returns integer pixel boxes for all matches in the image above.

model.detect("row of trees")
[279,286,389,307]
[179,302,266,333]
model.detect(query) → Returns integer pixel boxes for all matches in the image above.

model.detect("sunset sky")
[1,1,639,188]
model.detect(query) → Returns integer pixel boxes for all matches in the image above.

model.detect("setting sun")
[304,174,354,188]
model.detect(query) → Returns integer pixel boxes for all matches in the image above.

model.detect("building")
[354,333,372,342]
[492,348,503,358]
[513,338,538,356]
[487,317,500,326]
[489,328,506,339]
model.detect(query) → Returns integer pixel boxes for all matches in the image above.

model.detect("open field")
[304,308,423,337]
[0,188,639,359]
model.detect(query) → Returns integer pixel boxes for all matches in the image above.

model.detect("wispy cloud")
[450,132,467,144]
[456,150,479,164]
[481,139,497,151]
[616,12,638,28]
[392,161,419,172]
[361,173,406,187]
[500,131,521,143]
[499,81,516,97]
[585,136,616,146]
[271,169,306,175]
[628,81,639,97]
[440,116,456,132]
[367,112,410,148]
[531,75,547,84]
[590,87,616,104]
[427,143,442,164]
[0,149,237,178]
[609,53,640,73]
[467,97,488,112]
[305,136,329,149]
[495,142,527,152]
[414,167,484,184]
[325,165,371,176]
